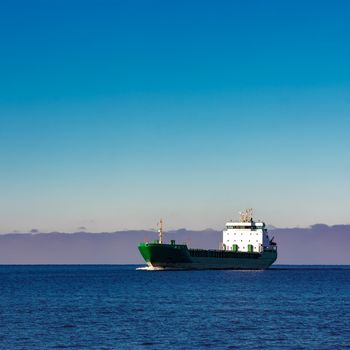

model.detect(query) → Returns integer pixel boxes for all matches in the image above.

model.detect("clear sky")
[1,0,349,232]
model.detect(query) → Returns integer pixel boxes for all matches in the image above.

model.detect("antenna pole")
[159,219,163,244]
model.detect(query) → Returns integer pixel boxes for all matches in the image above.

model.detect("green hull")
[138,242,277,270]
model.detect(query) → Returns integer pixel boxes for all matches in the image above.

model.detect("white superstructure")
[222,209,275,253]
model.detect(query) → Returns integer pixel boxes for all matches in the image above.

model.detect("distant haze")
[0,225,349,265]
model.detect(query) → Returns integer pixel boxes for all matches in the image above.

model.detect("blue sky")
[0,0,349,232]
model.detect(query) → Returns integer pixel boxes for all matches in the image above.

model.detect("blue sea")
[1,265,350,350]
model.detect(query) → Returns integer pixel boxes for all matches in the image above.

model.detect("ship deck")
[189,248,262,259]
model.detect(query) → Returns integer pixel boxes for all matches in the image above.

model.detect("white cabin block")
[223,221,272,253]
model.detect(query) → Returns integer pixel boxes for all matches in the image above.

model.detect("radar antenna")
[240,208,253,222]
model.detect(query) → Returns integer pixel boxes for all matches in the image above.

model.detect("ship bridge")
[222,209,275,253]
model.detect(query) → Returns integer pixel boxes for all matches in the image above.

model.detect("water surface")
[0,265,349,349]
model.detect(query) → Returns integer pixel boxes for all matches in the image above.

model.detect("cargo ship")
[138,209,277,270]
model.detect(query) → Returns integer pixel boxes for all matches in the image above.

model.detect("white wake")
[136,266,165,271]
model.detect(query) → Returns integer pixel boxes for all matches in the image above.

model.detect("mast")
[158,219,163,244]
